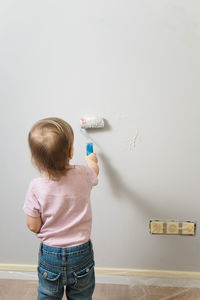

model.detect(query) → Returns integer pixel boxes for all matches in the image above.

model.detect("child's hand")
[85,153,98,164]
[85,153,99,175]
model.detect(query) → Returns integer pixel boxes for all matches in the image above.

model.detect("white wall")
[1,0,200,271]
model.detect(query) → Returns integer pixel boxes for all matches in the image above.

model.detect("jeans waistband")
[40,240,92,256]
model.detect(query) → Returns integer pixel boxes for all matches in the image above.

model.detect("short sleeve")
[23,181,41,217]
[85,166,98,187]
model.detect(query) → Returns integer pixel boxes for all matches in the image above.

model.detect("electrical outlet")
[150,221,164,234]
[150,221,196,236]
[166,222,179,234]
[182,222,195,235]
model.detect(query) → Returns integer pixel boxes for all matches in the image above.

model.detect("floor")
[1,279,200,300]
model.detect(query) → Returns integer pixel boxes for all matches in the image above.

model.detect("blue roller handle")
[86,143,93,156]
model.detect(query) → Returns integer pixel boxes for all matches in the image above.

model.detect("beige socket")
[166,222,179,234]
[150,221,164,234]
[182,222,195,235]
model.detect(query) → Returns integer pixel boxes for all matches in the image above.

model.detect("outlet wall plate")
[150,220,196,236]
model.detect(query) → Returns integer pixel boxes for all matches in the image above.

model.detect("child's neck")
[41,163,74,179]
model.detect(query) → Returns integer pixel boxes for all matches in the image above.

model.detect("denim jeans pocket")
[38,265,61,294]
[73,259,95,289]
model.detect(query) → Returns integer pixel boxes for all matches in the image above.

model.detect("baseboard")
[96,267,200,279]
[0,264,37,272]
[1,264,200,279]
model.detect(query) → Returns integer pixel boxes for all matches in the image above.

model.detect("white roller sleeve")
[80,116,104,129]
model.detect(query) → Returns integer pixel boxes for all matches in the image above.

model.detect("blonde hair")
[28,117,74,180]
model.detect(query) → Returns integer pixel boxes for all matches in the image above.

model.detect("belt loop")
[90,240,92,249]
[39,243,42,256]
[62,248,66,263]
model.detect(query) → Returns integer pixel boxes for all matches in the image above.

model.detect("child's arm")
[26,215,42,233]
[85,153,99,175]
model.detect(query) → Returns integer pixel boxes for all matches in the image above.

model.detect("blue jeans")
[37,240,95,300]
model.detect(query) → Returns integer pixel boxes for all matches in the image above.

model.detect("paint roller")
[80,116,104,155]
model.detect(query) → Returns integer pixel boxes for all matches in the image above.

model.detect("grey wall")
[1,0,200,271]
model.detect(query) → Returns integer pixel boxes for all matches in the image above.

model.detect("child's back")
[24,165,98,248]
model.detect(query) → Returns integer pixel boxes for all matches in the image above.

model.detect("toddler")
[23,117,99,300]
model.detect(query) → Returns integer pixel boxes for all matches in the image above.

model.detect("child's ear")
[69,146,74,159]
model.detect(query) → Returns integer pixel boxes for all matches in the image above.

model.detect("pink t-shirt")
[23,165,98,247]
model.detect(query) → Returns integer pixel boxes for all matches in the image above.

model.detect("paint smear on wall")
[128,129,139,151]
